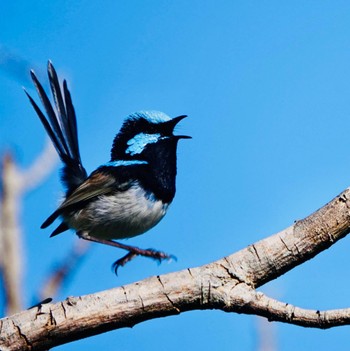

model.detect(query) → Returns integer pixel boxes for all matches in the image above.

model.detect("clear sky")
[2,1,350,350]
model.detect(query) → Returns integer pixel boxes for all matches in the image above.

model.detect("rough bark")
[1,187,350,351]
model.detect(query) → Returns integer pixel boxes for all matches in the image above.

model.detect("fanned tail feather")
[25,61,88,235]
[25,61,87,192]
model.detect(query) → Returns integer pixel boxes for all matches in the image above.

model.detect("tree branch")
[227,285,350,328]
[19,140,58,192]
[37,240,90,302]
[0,153,23,316]
[0,142,58,316]
[1,188,350,350]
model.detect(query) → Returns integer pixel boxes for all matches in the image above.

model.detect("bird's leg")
[77,231,175,274]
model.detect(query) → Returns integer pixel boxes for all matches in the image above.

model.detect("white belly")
[65,184,169,240]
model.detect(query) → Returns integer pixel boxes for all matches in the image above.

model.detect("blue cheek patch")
[126,133,162,156]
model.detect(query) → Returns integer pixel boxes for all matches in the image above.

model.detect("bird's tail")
[25,61,87,193]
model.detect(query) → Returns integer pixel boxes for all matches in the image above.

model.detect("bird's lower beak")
[176,135,192,140]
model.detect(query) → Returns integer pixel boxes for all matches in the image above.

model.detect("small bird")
[25,61,190,273]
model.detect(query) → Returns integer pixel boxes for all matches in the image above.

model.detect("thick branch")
[222,188,350,288]
[1,188,350,350]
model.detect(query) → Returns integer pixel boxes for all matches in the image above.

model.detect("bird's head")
[111,111,190,163]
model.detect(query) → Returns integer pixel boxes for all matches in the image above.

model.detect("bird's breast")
[65,183,170,240]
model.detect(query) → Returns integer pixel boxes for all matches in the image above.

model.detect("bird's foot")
[112,248,176,275]
[76,232,176,275]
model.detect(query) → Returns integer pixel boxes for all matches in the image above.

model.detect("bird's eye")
[126,133,167,156]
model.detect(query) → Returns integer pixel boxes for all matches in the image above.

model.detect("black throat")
[140,140,178,204]
[110,138,179,204]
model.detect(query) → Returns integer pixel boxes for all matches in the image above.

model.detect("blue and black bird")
[25,61,190,272]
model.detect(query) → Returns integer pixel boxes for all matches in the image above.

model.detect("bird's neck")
[144,155,177,204]
[111,138,179,204]
[108,157,177,203]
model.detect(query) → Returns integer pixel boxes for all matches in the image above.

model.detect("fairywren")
[25,61,190,272]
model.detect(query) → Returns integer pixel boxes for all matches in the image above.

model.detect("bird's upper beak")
[168,115,192,139]
[172,114,188,125]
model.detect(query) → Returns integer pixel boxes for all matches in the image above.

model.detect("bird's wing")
[59,172,117,208]
[41,171,120,229]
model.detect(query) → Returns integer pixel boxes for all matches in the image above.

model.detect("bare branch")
[0,143,57,316]
[222,188,350,288]
[1,187,350,350]
[19,140,58,192]
[227,285,350,329]
[37,240,90,302]
[0,153,24,315]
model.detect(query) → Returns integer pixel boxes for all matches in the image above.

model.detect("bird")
[24,61,190,273]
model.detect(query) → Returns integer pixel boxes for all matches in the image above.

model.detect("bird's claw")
[145,248,177,264]
[112,248,176,275]
[112,251,138,275]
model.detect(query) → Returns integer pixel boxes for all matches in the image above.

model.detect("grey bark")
[1,187,350,351]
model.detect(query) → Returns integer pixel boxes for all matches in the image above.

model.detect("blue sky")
[2,1,350,350]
